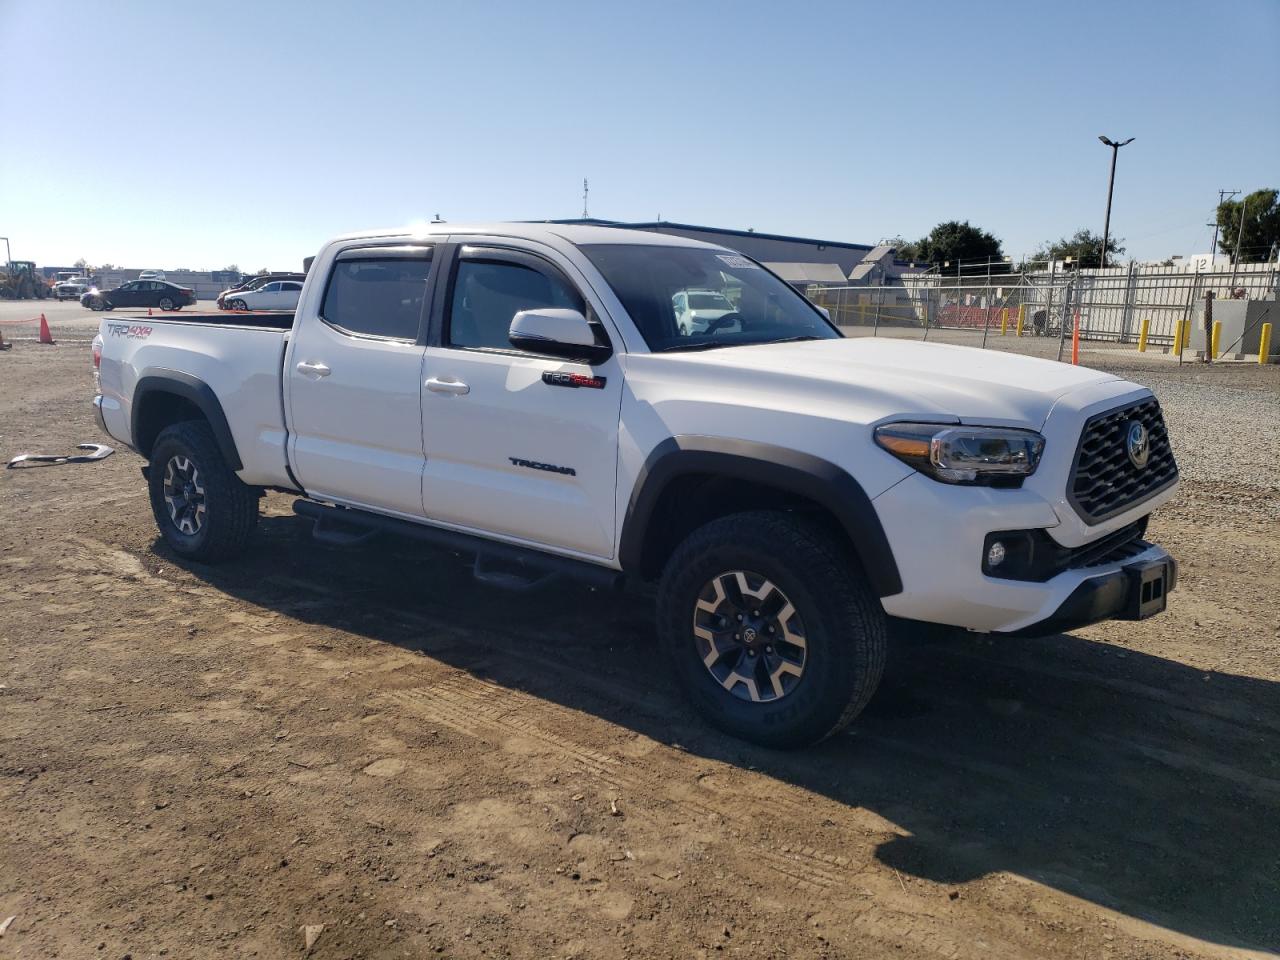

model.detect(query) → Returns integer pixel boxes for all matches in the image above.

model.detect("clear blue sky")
[2,0,1277,271]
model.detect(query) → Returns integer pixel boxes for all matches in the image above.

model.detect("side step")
[292,499,625,592]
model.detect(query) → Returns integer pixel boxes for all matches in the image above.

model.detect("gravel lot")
[0,332,1277,959]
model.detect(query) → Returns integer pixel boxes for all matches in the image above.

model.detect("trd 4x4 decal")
[542,372,606,390]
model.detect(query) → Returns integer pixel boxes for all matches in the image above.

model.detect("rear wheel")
[657,511,887,748]
[158,296,175,311]
[147,421,258,562]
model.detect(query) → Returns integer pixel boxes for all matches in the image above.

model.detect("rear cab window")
[321,248,433,341]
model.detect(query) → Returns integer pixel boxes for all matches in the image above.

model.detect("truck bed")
[97,313,294,488]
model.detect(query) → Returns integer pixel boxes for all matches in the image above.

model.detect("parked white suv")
[91,223,1178,747]
[54,275,93,300]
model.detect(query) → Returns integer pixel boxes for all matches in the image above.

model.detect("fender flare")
[619,436,902,597]
[132,371,242,470]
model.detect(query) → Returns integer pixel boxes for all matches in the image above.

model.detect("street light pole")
[1097,136,1134,269]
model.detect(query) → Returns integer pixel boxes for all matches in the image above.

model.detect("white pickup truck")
[93,223,1179,747]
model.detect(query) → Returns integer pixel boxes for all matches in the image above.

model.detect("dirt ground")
[1,338,1277,960]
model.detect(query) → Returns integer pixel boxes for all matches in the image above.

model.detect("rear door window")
[321,253,433,341]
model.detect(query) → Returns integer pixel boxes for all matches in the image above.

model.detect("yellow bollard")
[1211,320,1222,360]
[1260,322,1273,365]
[1000,308,1009,335]
[1137,317,1150,352]
[1172,319,1186,356]
[1017,303,1026,336]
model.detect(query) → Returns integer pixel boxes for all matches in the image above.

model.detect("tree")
[222,263,241,274]
[1216,188,1280,264]
[883,235,918,261]
[99,262,115,271]
[905,221,1003,273]
[73,257,88,271]
[1034,229,1126,269]
[256,267,270,276]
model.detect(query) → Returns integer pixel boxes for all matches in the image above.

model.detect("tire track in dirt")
[380,674,848,893]
[380,674,1043,959]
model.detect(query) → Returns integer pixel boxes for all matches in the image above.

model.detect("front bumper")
[875,472,1178,633]
[1005,547,1176,637]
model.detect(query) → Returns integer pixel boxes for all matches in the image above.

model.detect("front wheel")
[230,298,246,311]
[657,511,886,748]
[89,297,104,311]
[147,420,258,562]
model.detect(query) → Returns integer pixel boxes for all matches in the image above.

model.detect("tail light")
[92,334,103,369]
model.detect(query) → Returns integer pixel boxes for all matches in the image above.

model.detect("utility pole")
[1229,192,1251,290]
[1210,189,1240,265]
[582,179,589,219]
[1098,136,1134,269]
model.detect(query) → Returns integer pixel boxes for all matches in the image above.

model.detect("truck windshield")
[579,244,839,352]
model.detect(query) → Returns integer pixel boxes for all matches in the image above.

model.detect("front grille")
[1066,518,1149,570]
[1069,398,1177,524]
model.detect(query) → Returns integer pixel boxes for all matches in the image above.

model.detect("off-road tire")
[147,420,258,562]
[657,510,887,748]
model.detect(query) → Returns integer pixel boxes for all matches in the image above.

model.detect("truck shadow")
[173,512,1279,954]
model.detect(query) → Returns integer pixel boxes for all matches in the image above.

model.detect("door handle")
[425,377,470,396]
[296,360,331,379]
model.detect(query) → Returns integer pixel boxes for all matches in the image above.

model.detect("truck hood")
[642,337,1125,428]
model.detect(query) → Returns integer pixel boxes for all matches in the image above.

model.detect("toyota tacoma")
[92,223,1179,747]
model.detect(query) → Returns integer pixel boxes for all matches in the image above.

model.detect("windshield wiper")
[764,335,822,345]
[652,341,733,353]
[653,335,824,353]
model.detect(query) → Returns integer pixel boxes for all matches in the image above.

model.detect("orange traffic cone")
[147,307,153,316]
[39,313,55,345]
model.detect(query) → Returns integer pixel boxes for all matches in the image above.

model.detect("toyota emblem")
[1125,421,1150,469]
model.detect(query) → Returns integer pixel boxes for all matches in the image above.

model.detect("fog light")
[987,541,1007,568]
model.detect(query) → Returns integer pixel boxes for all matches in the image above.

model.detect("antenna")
[582,178,589,219]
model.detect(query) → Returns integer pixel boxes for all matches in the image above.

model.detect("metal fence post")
[873,284,883,336]
[1177,262,1201,366]
[1120,261,1137,342]
[1056,278,1073,363]
[1045,261,1056,341]
[1203,290,1215,363]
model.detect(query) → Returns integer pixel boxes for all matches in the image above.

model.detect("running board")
[292,500,625,592]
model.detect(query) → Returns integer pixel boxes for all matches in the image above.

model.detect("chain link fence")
[807,261,1279,364]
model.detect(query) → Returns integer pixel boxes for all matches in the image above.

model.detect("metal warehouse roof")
[545,219,874,253]
[764,262,850,283]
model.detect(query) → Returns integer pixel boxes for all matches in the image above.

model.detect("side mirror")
[509,308,611,364]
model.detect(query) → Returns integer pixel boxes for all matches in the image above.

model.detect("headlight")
[874,422,1045,485]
